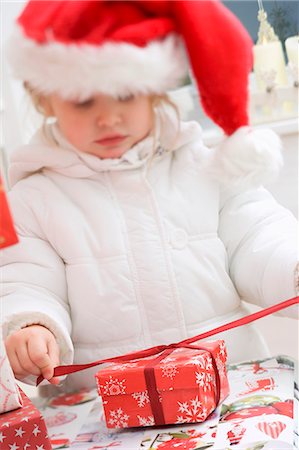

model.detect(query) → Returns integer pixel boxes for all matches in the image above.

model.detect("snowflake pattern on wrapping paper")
[176,396,208,423]
[215,356,227,379]
[132,391,150,407]
[189,353,206,366]
[218,341,227,360]
[161,364,179,380]
[106,362,139,372]
[137,415,155,426]
[160,355,177,364]
[100,376,126,396]
[108,408,129,428]
[195,355,213,391]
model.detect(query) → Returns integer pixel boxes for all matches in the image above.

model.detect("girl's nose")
[96,111,122,128]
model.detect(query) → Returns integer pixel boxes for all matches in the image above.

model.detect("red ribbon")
[143,344,221,426]
[37,296,299,423]
[143,348,173,425]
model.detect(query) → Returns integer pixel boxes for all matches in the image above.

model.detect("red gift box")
[96,340,229,429]
[0,177,18,249]
[0,389,52,449]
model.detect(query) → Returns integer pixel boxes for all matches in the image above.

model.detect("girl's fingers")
[49,376,61,385]
[27,335,54,380]
[5,326,60,382]
[7,349,27,379]
[47,336,60,367]
[5,335,28,377]
[15,341,42,376]
[47,337,61,384]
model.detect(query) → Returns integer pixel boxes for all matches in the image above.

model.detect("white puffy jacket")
[1,115,297,391]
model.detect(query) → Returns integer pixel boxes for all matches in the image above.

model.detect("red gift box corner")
[0,389,52,449]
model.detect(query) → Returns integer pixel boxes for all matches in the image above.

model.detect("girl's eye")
[73,98,95,108]
[117,94,134,103]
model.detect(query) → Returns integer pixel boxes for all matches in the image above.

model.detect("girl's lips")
[95,135,127,146]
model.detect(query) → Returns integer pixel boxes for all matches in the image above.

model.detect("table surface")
[33,355,297,450]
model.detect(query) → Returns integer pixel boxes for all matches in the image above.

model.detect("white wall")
[1,1,27,185]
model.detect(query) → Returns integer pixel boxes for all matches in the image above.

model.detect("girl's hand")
[5,325,61,384]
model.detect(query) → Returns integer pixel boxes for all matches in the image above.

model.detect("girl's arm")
[1,185,74,383]
[218,186,298,316]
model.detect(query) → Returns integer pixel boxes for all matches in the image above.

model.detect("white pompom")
[210,126,284,188]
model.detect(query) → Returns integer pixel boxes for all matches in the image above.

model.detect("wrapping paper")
[31,356,295,448]
[96,340,229,428]
[0,389,52,449]
[0,336,22,414]
[214,356,295,448]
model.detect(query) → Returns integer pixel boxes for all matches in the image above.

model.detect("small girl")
[2,0,297,391]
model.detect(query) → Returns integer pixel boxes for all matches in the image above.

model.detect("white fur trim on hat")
[210,126,284,188]
[6,27,188,100]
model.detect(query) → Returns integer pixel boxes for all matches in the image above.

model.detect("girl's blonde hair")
[151,93,181,152]
[24,82,46,115]
[24,83,59,146]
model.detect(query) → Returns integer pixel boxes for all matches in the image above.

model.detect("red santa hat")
[7,0,282,184]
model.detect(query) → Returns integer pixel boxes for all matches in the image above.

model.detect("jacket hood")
[9,107,203,187]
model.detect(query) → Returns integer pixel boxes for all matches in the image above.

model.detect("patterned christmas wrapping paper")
[213,356,296,449]
[96,340,229,429]
[31,356,295,448]
[69,399,221,449]
[0,389,52,450]
[36,390,98,449]
[0,337,22,414]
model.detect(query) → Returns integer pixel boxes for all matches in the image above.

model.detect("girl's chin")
[89,145,130,159]
[100,148,128,159]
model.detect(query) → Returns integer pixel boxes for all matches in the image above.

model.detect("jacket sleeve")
[0,183,74,373]
[218,185,298,317]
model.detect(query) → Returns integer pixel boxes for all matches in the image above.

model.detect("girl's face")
[42,93,154,159]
